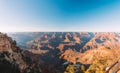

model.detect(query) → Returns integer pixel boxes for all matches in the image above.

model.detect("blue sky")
[0,0,120,32]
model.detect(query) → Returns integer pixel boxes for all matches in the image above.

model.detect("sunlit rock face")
[7,32,120,73]
[0,32,42,73]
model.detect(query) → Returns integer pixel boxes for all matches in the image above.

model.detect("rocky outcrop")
[0,32,42,73]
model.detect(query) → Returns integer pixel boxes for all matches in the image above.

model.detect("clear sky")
[0,0,120,32]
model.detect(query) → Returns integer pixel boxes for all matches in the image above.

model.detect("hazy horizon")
[0,0,120,32]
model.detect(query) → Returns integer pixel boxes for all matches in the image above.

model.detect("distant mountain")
[8,32,120,54]
[83,32,120,50]
[8,32,94,51]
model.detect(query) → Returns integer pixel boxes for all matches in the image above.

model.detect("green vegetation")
[81,65,85,73]
[64,65,75,73]
[0,52,20,73]
[64,56,113,73]
[64,64,87,73]
[85,56,110,73]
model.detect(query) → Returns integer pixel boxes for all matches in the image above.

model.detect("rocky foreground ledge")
[0,32,43,73]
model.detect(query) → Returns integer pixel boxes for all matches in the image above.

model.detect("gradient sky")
[0,0,120,32]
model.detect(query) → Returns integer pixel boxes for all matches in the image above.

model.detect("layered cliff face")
[8,32,120,73]
[9,32,120,52]
[8,32,94,52]
[0,32,42,73]
[83,32,120,51]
